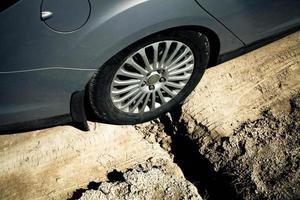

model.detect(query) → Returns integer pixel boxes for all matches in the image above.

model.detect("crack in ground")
[159,107,239,200]
[68,94,300,200]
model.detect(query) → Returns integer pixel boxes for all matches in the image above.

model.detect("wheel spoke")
[119,68,144,79]
[151,92,156,110]
[126,58,148,75]
[168,64,194,76]
[167,55,193,72]
[130,93,146,113]
[157,89,166,104]
[160,41,172,68]
[168,48,189,67]
[161,86,176,97]
[139,49,152,71]
[111,84,139,95]
[119,91,143,109]
[140,93,151,112]
[113,79,141,86]
[165,81,185,89]
[168,73,191,81]
[113,88,140,103]
[165,43,183,66]
[152,43,159,70]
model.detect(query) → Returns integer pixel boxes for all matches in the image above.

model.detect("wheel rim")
[110,40,195,114]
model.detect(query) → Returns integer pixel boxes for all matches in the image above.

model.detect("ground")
[0,32,299,200]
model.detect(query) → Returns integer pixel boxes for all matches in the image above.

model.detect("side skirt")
[217,25,300,64]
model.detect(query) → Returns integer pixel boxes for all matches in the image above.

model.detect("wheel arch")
[85,0,242,73]
[90,25,221,76]
[86,30,210,124]
[146,26,221,67]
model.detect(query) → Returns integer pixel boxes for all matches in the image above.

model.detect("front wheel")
[88,30,210,124]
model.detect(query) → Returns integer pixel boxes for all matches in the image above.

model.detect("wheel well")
[84,25,220,120]
[149,26,221,67]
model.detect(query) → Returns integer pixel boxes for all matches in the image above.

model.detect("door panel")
[196,0,300,44]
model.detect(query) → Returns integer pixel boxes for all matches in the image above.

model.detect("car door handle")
[41,11,53,21]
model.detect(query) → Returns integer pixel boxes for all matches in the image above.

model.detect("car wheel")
[88,30,210,124]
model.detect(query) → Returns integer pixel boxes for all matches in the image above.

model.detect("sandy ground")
[194,94,300,200]
[0,32,299,200]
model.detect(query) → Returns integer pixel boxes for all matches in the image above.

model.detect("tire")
[88,30,210,125]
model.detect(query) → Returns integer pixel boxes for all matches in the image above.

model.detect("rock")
[80,162,202,200]
[270,99,291,117]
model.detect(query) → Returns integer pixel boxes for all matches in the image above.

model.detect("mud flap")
[70,91,89,131]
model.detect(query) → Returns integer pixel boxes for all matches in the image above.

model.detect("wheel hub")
[146,73,160,85]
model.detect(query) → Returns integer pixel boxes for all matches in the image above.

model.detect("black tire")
[88,30,210,125]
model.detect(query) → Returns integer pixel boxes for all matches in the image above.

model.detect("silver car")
[0,0,299,131]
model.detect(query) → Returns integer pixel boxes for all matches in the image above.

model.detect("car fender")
[84,0,244,71]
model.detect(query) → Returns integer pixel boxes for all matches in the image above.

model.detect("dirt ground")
[149,93,300,200]
[0,32,299,200]
[198,94,300,200]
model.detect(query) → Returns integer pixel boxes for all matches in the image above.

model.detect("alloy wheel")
[110,40,195,113]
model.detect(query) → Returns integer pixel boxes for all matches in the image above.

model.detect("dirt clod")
[79,158,202,200]
[135,119,173,154]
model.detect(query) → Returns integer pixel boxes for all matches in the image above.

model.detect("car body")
[0,0,299,132]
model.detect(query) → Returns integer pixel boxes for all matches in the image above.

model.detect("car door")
[195,0,300,44]
[0,0,93,127]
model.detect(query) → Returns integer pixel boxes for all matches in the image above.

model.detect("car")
[0,0,299,132]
